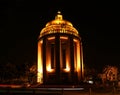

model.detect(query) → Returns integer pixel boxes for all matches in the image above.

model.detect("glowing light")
[60,36,68,40]
[40,40,43,44]
[47,37,55,40]
[37,40,43,84]
[73,39,78,42]
[75,39,81,80]
[64,65,70,72]
[64,61,70,72]
[46,42,55,73]
[54,20,61,24]
[47,64,54,72]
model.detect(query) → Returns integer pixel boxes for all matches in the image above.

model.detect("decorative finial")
[57,11,61,15]
[55,11,63,20]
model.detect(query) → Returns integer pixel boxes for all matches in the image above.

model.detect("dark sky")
[0,0,119,70]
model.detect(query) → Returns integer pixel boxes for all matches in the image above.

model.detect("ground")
[0,84,120,95]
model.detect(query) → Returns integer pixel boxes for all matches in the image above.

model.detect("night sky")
[0,0,119,71]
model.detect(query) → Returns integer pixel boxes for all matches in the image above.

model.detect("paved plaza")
[0,87,120,95]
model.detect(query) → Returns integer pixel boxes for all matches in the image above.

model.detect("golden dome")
[40,11,79,37]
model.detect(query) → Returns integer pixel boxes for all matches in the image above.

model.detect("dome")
[40,11,79,37]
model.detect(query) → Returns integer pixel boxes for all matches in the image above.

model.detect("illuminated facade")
[37,11,84,84]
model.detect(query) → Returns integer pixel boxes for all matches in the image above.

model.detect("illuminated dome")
[40,11,79,37]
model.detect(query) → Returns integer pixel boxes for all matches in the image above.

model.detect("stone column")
[69,36,75,84]
[80,42,84,80]
[42,37,47,84]
[55,34,61,84]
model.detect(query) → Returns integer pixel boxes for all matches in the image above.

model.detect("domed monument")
[37,11,84,85]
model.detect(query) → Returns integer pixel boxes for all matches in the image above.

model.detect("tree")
[100,65,118,87]
[27,64,37,84]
